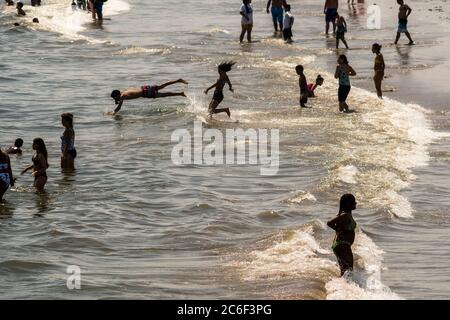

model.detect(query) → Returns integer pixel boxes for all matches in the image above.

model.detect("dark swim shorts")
[325,8,337,23]
[142,85,159,99]
[213,91,224,103]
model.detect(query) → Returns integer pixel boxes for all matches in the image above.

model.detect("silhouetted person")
[395,0,414,45]
[372,43,385,98]
[6,138,23,155]
[327,194,357,276]
[16,2,26,16]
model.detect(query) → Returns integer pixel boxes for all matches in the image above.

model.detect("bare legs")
[336,38,349,49]
[374,71,384,98]
[395,31,414,45]
[240,24,252,43]
[339,101,350,112]
[34,176,47,193]
[208,100,230,118]
[156,79,188,97]
[326,21,336,35]
[156,79,188,91]
[61,153,75,170]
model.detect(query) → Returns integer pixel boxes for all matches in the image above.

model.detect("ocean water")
[1,0,450,299]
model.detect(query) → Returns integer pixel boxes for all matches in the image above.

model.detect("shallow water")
[1,0,450,299]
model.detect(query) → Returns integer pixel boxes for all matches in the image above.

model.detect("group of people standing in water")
[2,0,418,278]
[0,113,76,200]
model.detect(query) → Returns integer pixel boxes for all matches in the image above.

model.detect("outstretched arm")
[113,100,124,114]
[21,164,33,175]
[204,82,218,94]
[266,0,271,13]
[226,75,233,92]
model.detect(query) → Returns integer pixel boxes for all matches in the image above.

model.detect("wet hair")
[338,54,349,65]
[372,43,382,53]
[33,138,49,168]
[13,22,20,26]
[316,75,324,83]
[295,64,304,73]
[218,61,236,73]
[32,17,39,23]
[243,0,250,14]
[17,2,23,8]
[285,4,291,11]
[111,90,121,99]
[14,138,23,148]
[61,113,74,128]
[338,194,356,215]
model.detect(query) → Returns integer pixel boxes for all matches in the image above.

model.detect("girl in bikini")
[327,194,358,276]
[372,43,385,99]
[21,138,49,193]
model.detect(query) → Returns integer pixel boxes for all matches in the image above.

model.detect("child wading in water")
[21,138,49,193]
[372,43,385,99]
[110,79,188,115]
[395,0,414,45]
[61,113,77,170]
[204,62,235,118]
[334,54,356,113]
[240,0,253,43]
[283,4,294,43]
[335,13,349,49]
[0,148,14,202]
[296,65,309,108]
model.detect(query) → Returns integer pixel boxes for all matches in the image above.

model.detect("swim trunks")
[142,85,158,99]
[397,18,408,33]
[325,8,337,23]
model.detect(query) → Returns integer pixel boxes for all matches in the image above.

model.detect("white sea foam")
[336,165,359,184]
[5,0,130,43]
[115,47,172,56]
[326,231,402,300]
[288,191,317,204]
[225,224,334,282]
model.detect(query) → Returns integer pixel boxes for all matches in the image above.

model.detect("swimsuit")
[32,155,47,178]
[142,85,158,99]
[374,54,383,70]
[332,215,357,250]
[397,18,408,33]
[325,8,337,23]
[212,91,224,104]
[61,132,77,159]
[336,22,346,39]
